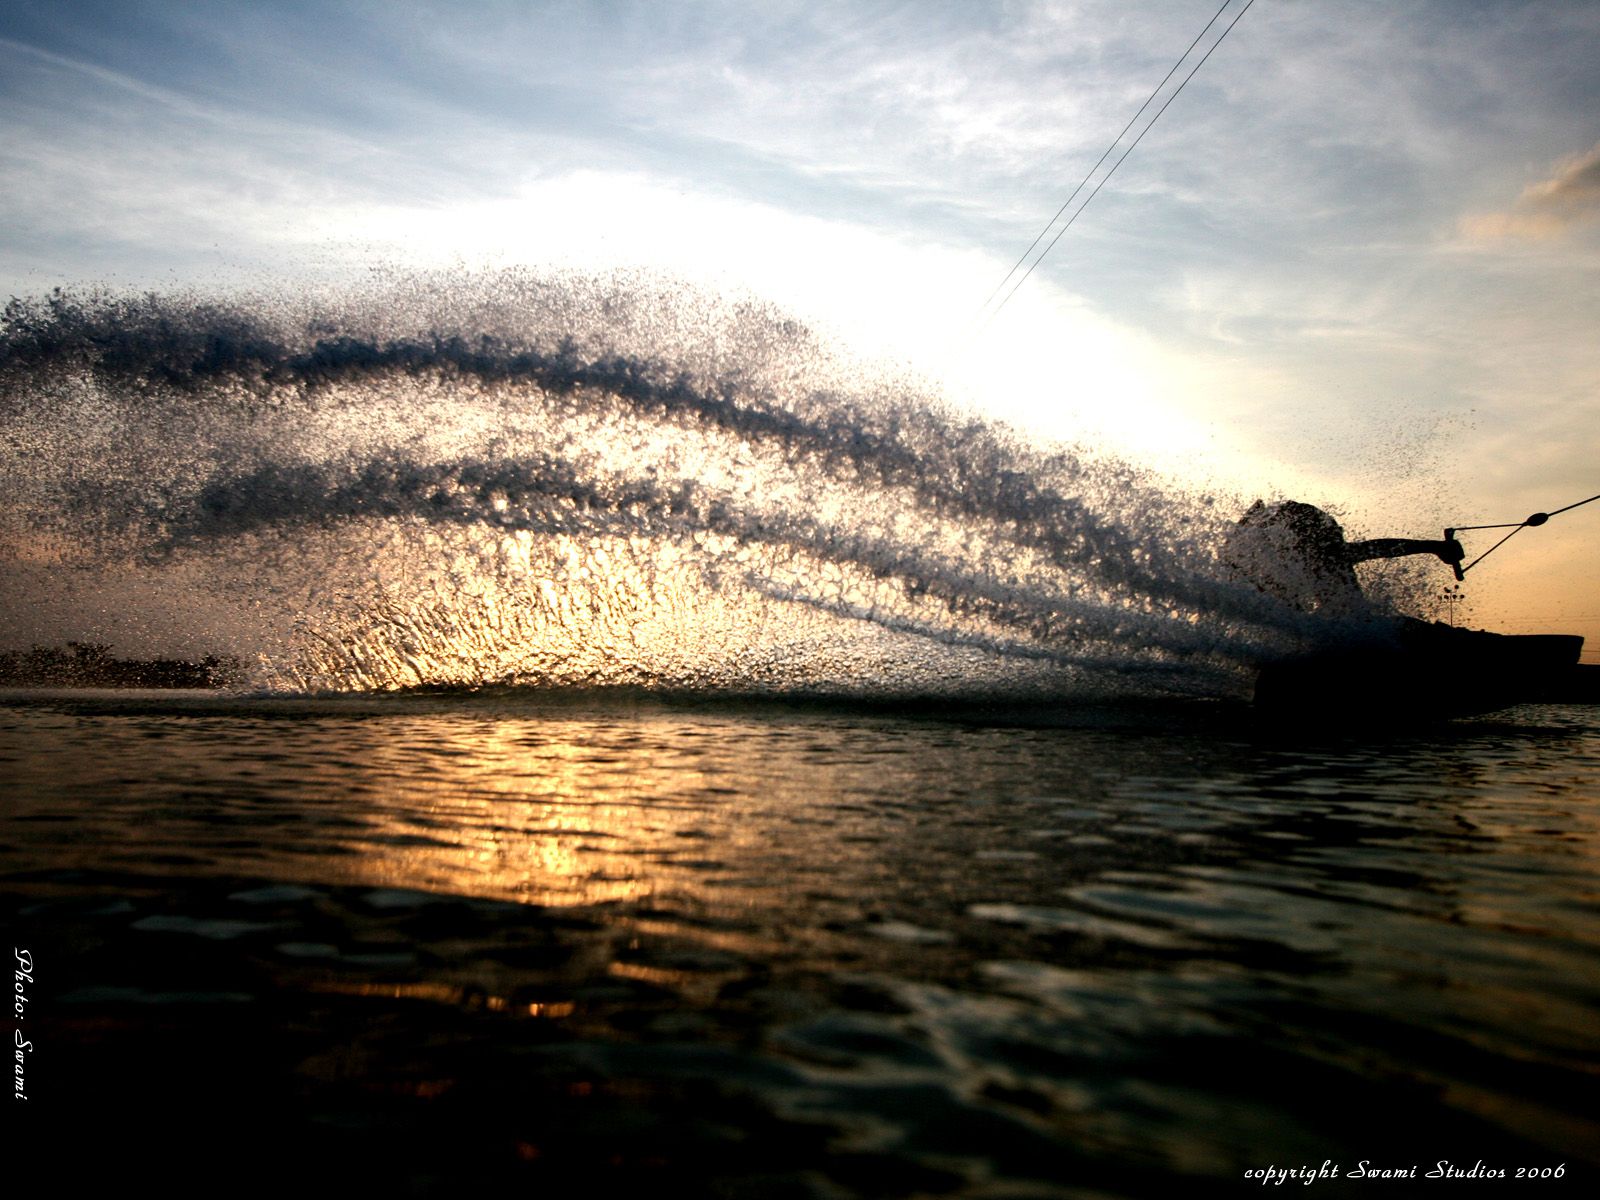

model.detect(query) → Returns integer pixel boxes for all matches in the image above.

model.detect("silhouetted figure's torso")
[1226,501,1463,614]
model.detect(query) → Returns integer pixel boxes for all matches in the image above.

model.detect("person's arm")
[1345,537,1464,566]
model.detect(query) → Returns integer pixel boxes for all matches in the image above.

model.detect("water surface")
[5,691,1596,1194]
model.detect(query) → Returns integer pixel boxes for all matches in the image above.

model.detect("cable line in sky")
[972,0,1258,334]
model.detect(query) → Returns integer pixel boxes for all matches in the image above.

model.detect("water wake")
[1,271,1341,698]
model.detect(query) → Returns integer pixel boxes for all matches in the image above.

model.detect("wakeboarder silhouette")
[1226,500,1464,614]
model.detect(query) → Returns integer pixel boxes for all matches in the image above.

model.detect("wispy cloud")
[1461,141,1600,240]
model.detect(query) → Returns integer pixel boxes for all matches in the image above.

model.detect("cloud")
[1461,141,1600,240]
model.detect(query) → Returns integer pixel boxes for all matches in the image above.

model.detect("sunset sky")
[2,0,1595,646]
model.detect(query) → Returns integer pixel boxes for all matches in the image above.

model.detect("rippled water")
[5,692,1597,1194]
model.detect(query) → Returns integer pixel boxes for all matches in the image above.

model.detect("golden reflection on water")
[4,703,941,927]
[330,719,712,906]
[309,978,579,1020]
[288,712,892,915]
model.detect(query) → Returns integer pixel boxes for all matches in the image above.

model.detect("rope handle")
[1447,491,1598,577]
[1443,530,1466,581]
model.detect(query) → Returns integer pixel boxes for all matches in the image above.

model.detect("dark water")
[5,691,1596,1195]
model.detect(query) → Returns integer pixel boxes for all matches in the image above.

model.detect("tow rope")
[1445,491,1600,579]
